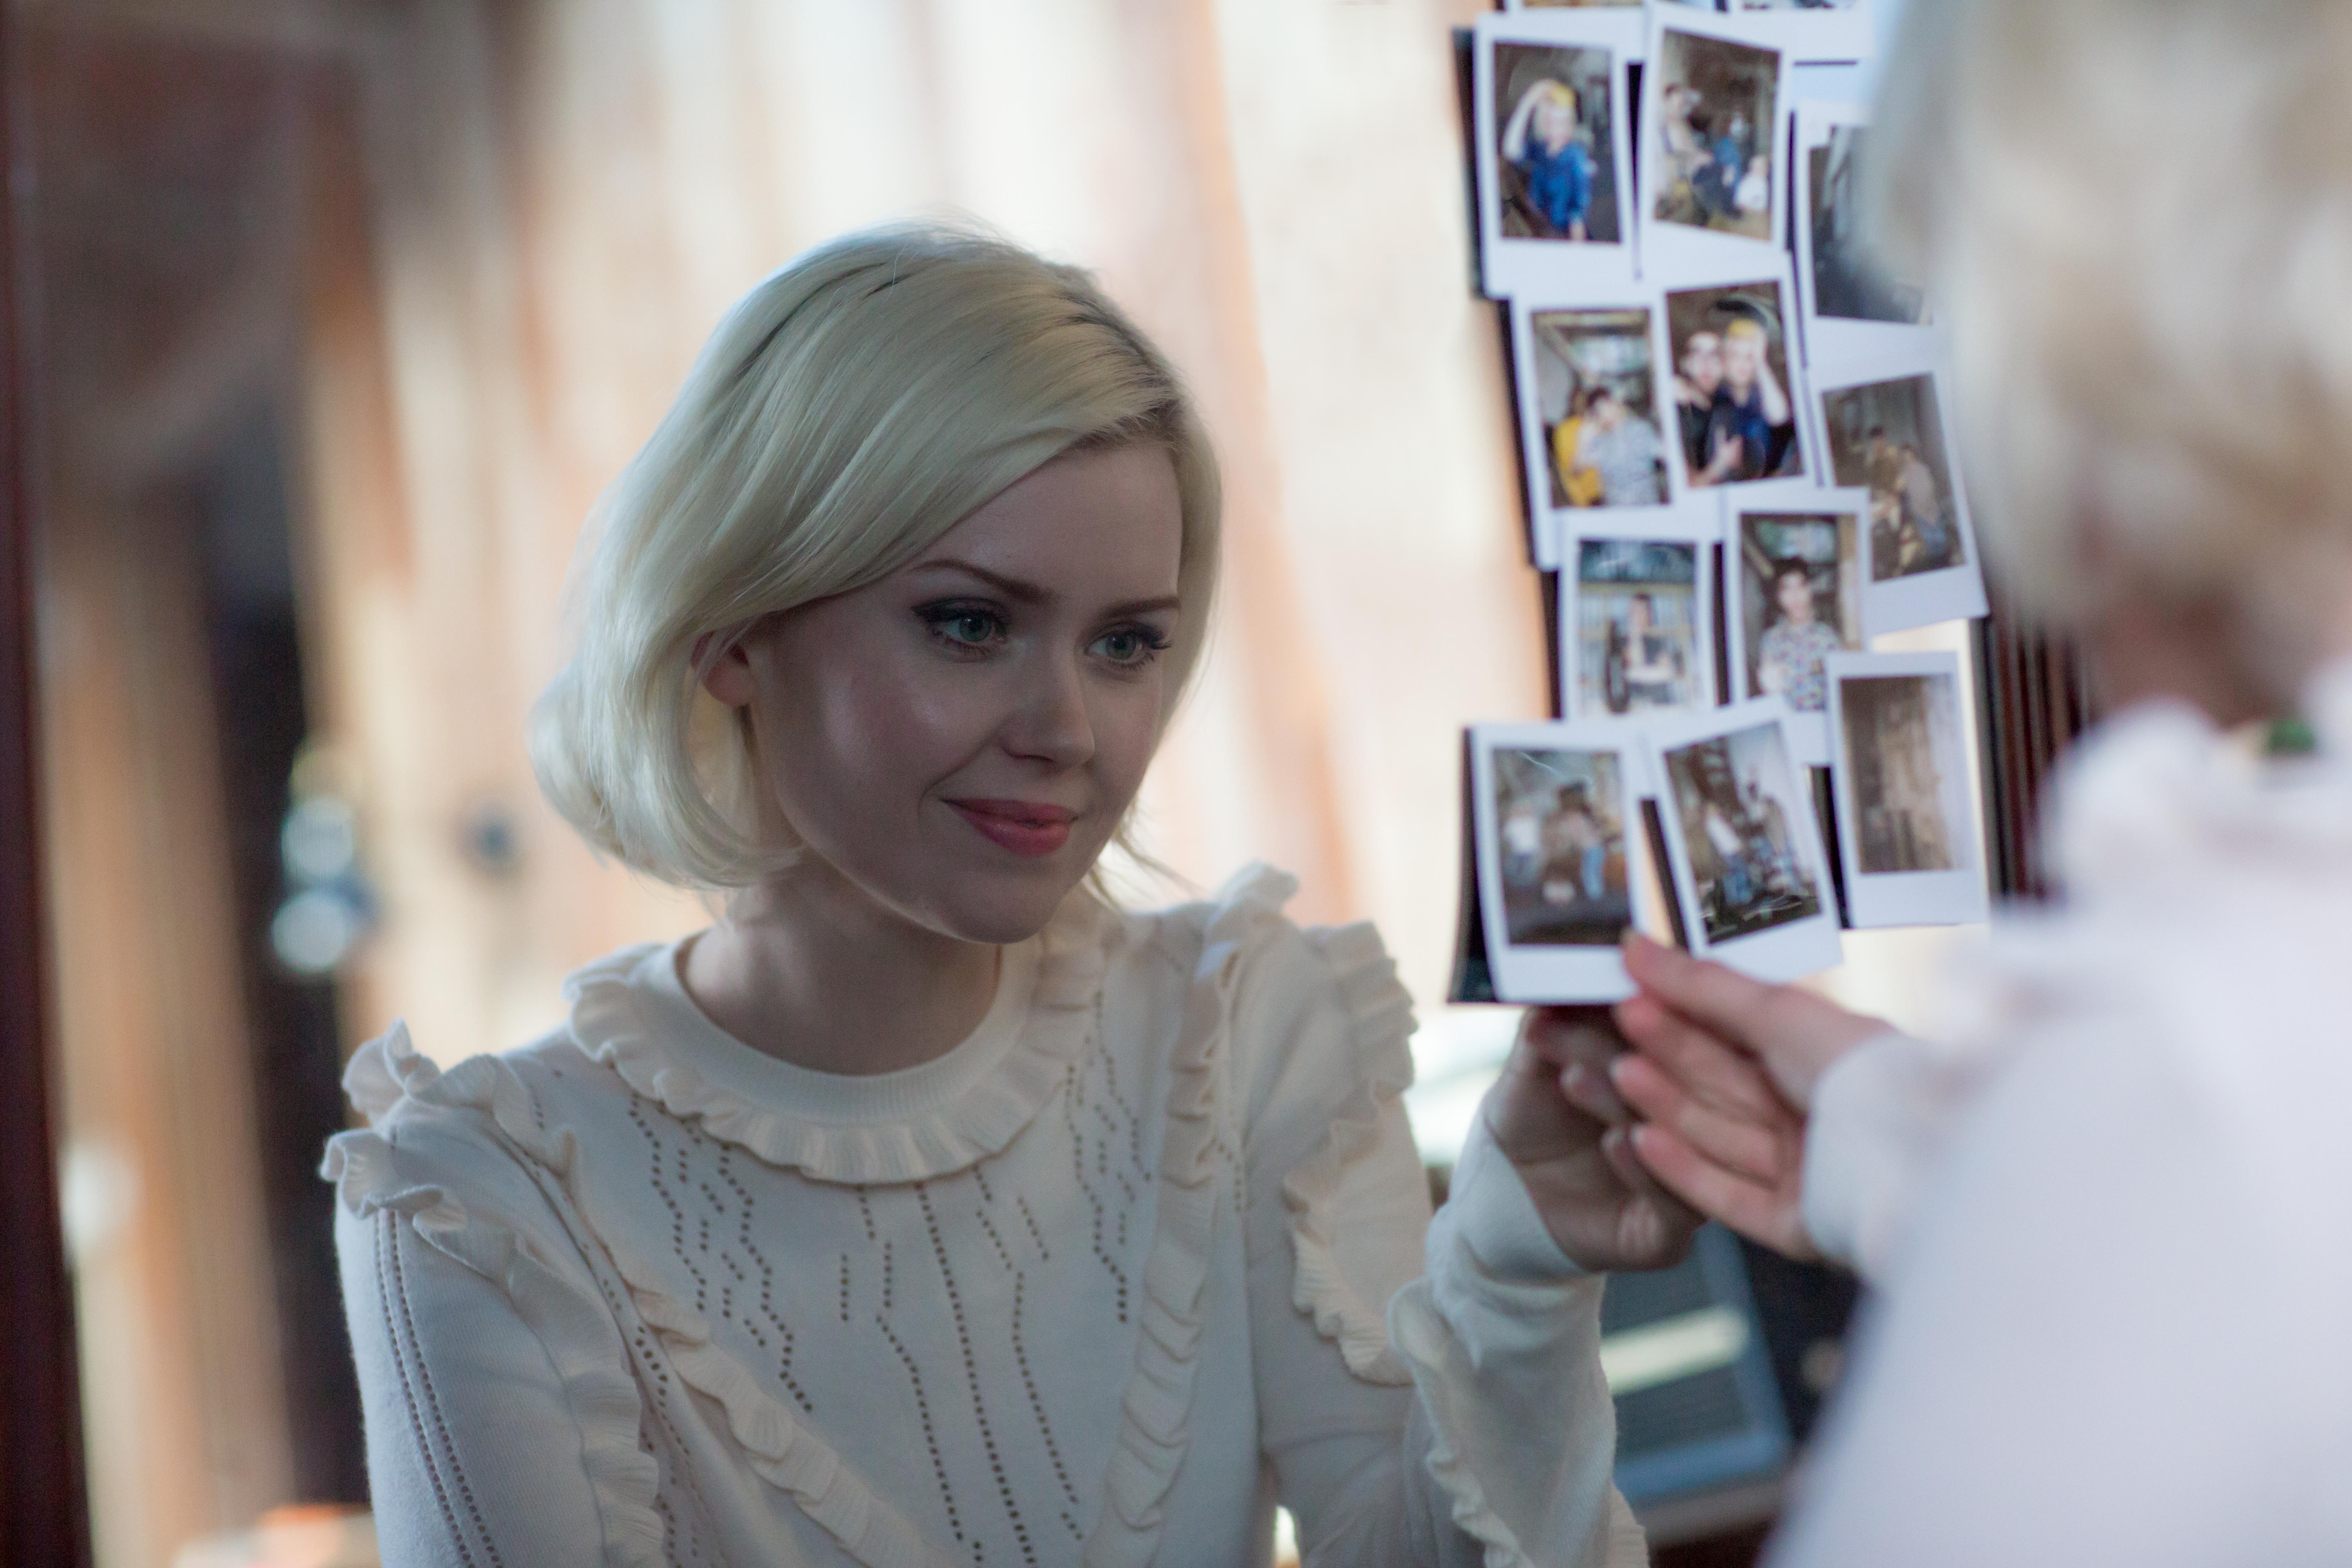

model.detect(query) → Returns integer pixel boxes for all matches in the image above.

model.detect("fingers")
[1521,1007,1633,1123]
[1621,933,1889,1104]
[1630,1123,1819,1262]
[1609,1052,1789,1187]
[1620,932,1783,1043]
[1613,993,1785,1122]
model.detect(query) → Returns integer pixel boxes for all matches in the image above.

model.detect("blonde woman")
[324,228,1692,1568]
[1579,0,2352,1561]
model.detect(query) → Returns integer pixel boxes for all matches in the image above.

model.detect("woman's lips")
[946,799,1076,858]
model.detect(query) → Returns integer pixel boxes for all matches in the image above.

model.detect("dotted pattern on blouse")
[567,992,1186,1565]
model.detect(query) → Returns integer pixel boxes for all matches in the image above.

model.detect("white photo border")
[1717,0,1875,67]
[1474,13,1641,301]
[1639,8,1792,276]
[1558,507,1721,723]
[1643,697,1846,981]
[1807,349,1989,631]
[1499,0,1649,60]
[1470,719,1657,1002]
[1511,294,1684,571]
[1824,650,1992,927]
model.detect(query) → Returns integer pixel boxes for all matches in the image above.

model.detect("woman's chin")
[920,855,1098,947]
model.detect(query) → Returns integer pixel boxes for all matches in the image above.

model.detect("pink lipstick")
[946,799,1076,858]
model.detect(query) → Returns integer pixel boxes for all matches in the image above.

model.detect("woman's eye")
[1092,626,1170,668]
[920,605,1007,650]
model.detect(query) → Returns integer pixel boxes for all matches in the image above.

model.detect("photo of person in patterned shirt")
[1737,510,1862,712]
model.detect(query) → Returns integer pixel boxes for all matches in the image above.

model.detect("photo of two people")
[1821,373,1963,581]
[1532,308,1667,508]
[1668,282,1804,486]
[1651,29,1780,241]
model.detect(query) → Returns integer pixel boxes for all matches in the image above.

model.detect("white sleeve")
[325,1039,667,1568]
[1229,907,1637,1568]
[1387,1118,1648,1568]
[1801,1027,2011,1283]
[339,1200,615,1568]
[1769,1022,2313,1567]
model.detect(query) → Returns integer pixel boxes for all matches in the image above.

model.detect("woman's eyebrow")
[910,559,1180,617]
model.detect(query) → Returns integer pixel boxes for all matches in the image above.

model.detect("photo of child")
[1575,539,1705,714]
[1822,374,1964,581]
[1651,29,1781,242]
[1494,747,1633,946]
[1668,282,1803,486]
[1842,672,1969,875]
[1532,308,1666,508]
[1662,722,1824,943]
[1738,510,1861,710]
[1809,125,1924,323]
[1494,45,1621,243]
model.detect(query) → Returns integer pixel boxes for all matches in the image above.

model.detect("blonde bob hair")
[1873,0,2352,673]
[529,225,1222,889]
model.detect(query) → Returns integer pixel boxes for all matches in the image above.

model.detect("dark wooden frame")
[0,0,94,1561]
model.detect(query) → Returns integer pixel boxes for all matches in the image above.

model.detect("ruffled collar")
[563,892,1120,1185]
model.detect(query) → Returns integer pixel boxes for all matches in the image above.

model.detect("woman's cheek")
[1091,675,1167,810]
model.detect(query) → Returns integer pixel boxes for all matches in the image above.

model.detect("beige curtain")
[316,0,1546,1072]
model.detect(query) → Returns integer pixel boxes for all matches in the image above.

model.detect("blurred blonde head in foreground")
[1875,0,2352,705]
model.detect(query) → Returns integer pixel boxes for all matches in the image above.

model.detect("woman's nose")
[1002,653,1095,767]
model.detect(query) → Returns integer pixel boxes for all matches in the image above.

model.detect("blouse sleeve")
[1768,1018,2323,1567]
[324,1027,668,1568]
[1221,878,1642,1567]
[1801,1026,2020,1283]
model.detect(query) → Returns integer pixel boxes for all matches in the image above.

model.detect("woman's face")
[707,443,1185,944]
[1535,97,1576,152]
[1724,331,1762,392]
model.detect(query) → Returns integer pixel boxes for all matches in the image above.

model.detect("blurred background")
[11,0,1973,1564]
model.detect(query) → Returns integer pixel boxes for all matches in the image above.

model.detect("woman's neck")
[678,860,1004,1076]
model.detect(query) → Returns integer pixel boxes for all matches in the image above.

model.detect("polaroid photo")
[1645,699,1845,980]
[1511,297,1681,568]
[1724,481,1873,765]
[1826,651,1990,927]
[1467,721,1657,1002]
[1811,353,1988,631]
[1654,260,1813,494]
[1561,517,1718,721]
[1717,0,1873,66]
[1793,104,1933,365]
[1641,9,1790,274]
[1503,0,1650,60]
[1474,14,1639,300]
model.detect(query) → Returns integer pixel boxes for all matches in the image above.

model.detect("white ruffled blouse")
[324,866,1647,1568]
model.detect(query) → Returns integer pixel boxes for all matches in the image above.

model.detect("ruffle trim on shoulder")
[323,1021,954,1568]
[1082,865,1276,1567]
[565,905,1118,1186]
[322,1024,668,1568]
[1280,921,1418,1387]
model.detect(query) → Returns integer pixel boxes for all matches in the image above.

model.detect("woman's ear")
[696,627,758,708]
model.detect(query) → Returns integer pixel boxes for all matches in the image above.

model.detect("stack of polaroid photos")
[1454,0,1991,1003]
